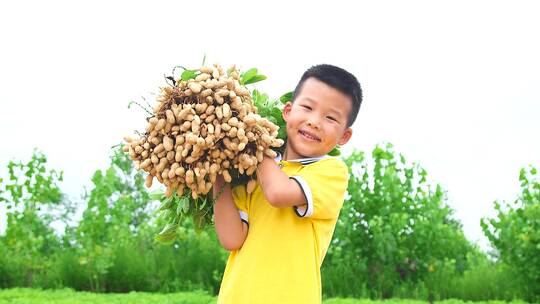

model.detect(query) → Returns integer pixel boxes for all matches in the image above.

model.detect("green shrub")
[481,165,540,302]
[0,150,64,288]
[325,144,472,298]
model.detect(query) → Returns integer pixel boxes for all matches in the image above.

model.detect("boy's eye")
[301,105,312,110]
[327,116,337,122]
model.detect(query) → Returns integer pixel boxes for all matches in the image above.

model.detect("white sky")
[1,0,539,250]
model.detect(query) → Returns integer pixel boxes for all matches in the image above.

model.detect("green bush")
[481,165,540,302]
[55,147,226,293]
[429,249,525,300]
[0,150,64,288]
[324,144,472,299]
[1,145,533,301]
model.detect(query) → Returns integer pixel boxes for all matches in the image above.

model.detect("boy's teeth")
[300,130,319,140]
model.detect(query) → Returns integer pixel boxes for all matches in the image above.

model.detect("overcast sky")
[1,0,539,250]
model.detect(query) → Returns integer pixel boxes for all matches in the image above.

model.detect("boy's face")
[282,77,353,160]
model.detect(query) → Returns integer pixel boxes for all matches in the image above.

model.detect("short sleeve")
[231,184,249,226]
[290,158,349,220]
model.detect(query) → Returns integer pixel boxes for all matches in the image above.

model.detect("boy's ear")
[282,102,292,121]
[338,127,353,145]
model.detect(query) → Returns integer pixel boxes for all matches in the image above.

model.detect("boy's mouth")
[298,129,321,142]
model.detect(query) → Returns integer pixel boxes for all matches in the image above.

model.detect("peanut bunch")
[123,64,283,202]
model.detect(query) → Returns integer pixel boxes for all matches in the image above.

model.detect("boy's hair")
[292,64,362,127]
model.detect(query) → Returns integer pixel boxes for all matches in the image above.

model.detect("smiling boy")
[213,64,363,304]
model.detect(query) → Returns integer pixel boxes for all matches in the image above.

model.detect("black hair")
[292,64,362,127]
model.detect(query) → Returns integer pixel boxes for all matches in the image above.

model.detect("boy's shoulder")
[293,156,349,183]
[301,155,347,171]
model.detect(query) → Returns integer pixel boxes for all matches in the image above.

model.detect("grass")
[0,288,213,304]
[0,288,530,304]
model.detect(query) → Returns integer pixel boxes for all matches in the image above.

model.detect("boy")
[213,64,362,303]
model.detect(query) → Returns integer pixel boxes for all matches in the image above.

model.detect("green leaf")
[240,68,258,85]
[175,204,183,217]
[199,196,207,210]
[182,196,190,213]
[243,74,267,85]
[278,128,287,141]
[271,107,283,120]
[155,223,178,243]
[181,70,198,81]
[251,89,260,98]
[149,190,164,201]
[177,196,189,215]
[328,147,341,156]
[280,91,293,104]
[158,197,174,211]
[268,116,277,124]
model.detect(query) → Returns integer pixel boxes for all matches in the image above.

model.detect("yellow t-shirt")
[217,155,349,304]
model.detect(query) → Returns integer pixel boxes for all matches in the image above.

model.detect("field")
[0,289,528,304]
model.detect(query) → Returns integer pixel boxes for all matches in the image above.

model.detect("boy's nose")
[306,116,321,129]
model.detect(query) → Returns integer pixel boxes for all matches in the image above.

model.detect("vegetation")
[0,144,537,301]
[481,165,540,302]
[323,145,472,299]
[0,288,529,304]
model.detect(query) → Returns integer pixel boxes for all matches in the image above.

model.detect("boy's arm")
[213,175,248,251]
[256,156,307,208]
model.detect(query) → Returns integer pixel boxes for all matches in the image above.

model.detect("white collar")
[274,152,328,165]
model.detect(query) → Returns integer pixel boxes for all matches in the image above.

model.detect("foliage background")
[1,144,538,301]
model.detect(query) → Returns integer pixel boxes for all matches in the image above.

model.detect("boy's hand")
[256,156,308,209]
